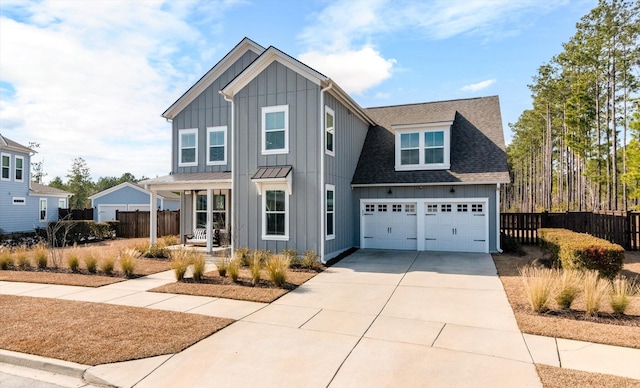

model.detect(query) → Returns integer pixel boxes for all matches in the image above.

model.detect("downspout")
[496,183,502,253]
[220,91,235,257]
[319,82,333,264]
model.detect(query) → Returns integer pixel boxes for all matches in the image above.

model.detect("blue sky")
[0,0,596,182]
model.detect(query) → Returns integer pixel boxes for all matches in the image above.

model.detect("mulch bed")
[536,364,640,388]
[0,295,233,365]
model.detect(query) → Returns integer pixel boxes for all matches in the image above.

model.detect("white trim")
[89,182,149,200]
[1,152,10,181]
[261,105,289,155]
[178,128,198,167]
[163,38,265,119]
[319,83,333,263]
[14,155,24,182]
[261,183,290,241]
[496,183,502,253]
[12,197,26,205]
[39,198,47,222]
[326,184,335,240]
[395,125,451,171]
[58,198,67,208]
[351,181,509,188]
[206,126,227,165]
[325,106,335,156]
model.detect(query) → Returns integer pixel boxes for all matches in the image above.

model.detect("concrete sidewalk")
[1,250,639,387]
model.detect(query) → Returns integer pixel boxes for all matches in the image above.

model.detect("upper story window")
[15,156,24,182]
[1,153,10,180]
[207,126,227,165]
[394,122,452,171]
[262,105,289,155]
[325,106,335,156]
[179,128,198,167]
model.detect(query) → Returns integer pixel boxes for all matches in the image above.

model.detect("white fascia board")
[222,47,325,97]
[88,182,147,200]
[162,38,265,119]
[351,180,509,188]
[325,80,375,126]
[392,121,454,130]
[145,181,232,192]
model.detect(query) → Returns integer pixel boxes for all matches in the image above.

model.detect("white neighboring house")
[89,182,180,222]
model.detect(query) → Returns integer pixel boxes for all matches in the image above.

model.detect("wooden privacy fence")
[116,210,180,238]
[501,212,640,251]
[58,208,93,221]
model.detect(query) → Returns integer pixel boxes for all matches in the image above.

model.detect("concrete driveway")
[112,250,542,387]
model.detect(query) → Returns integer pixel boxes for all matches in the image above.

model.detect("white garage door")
[97,205,127,222]
[361,199,488,253]
[362,202,417,250]
[424,202,487,253]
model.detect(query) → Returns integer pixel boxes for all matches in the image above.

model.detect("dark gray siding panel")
[323,93,370,256]
[353,184,499,251]
[234,61,321,253]
[172,50,259,174]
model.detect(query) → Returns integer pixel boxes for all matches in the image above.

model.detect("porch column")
[150,190,157,244]
[206,188,213,252]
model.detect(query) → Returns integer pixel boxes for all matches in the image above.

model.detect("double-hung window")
[262,105,288,154]
[263,189,288,240]
[39,198,47,222]
[179,128,197,167]
[207,126,226,165]
[15,156,24,182]
[1,153,10,180]
[325,106,335,156]
[394,123,451,171]
[326,185,335,240]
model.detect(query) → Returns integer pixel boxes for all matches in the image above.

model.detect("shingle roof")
[30,182,71,196]
[352,96,510,185]
[0,134,34,154]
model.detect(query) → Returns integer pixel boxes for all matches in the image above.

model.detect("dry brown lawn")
[0,238,171,286]
[151,268,319,303]
[0,295,233,365]
[536,364,640,388]
[493,246,640,348]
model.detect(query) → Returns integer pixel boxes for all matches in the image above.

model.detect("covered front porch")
[141,172,232,253]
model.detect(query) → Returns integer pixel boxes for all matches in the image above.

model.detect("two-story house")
[0,134,72,234]
[142,38,510,261]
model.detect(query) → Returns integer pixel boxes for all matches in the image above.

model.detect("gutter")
[496,183,502,253]
[319,82,333,264]
[220,91,235,257]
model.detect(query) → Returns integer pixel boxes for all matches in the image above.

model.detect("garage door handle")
[474,239,486,242]
[364,236,373,239]
[425,214,436,216]
[474,214,485,216]
[425,238,436,240]
[407,237,417,240]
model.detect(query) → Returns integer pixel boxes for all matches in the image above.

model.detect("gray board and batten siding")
[353,184,499,252]
[233,60,321,253]
[323,92,370,256]
[172,50,260,173]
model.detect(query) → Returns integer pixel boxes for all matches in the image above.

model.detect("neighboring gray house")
[0,134,72,234]
[88,182,180,222]
[142,38,509,261]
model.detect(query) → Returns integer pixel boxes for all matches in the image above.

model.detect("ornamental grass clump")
[191,253,206,282]
[235,247,251,267]
[15,246,31,269]
[119,249,139,278]
[610,275,637,315]
[67,252,80,273]
[555,269,583,309]
[302,250,321,271]
[33,244,48,269]
[228,259,240,282]
[216,257,229,277]
[101,257,115,275]
[266,254,289,287]
[583,270,611,317]
[160,235,179,247]
[0,248,13,269]
[249,255,262,286]
[520,266,555,313]
[84,254,98,273]
[170,248,192,281]
[281,248,300,268]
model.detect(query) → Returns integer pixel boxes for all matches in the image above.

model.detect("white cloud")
[461,78,497,92]
[299,47,395,95]
[0,0,236,182]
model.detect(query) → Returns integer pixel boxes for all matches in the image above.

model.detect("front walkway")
[1,250,639,387]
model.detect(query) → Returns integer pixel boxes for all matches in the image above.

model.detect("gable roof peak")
[0,133,36,154]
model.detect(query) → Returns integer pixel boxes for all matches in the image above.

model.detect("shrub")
[33,244,48,269]
[302,250,321,270]
[15,246,30,269]
[235,247,251,266]
[216,257,229,277]
[610,275,636,314]
[147,243,170,259]
[228,259,240,282]
[265,255,289,287]
[583,270,611,317]
[281,248,300,268]
[170,247,192,281]
[84,254,98,273]
[520,266,555,313]
[131,242,149,255]
[161,235,179,246]
[249,255,262,286]
[101,257,115,275]
[192,253,206,282]
[501,233,524,255]
[555,269,583,309]
[538,228,624,279]
[0,248,13,269]
[67,255,80,272]
[119,249,139,278]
